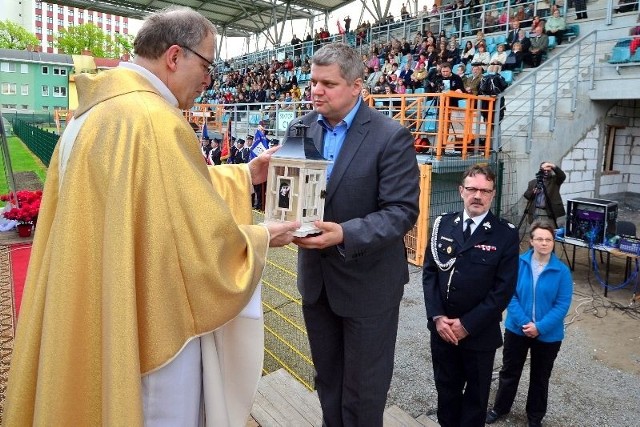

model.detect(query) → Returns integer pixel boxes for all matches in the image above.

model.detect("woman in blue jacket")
[486,219,573,427]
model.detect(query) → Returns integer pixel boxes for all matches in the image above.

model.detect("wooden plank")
[383,405,423,427]
[415,414,440,427]
[264,370,322,424]
[252,371,315,426]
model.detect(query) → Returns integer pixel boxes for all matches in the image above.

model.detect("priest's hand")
[248,146,280,185]
[263,220,300,247]
[292,221,343,249]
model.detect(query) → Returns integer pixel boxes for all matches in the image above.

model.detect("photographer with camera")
[523,162,567,226]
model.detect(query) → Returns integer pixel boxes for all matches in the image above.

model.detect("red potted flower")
[1,190,43,237]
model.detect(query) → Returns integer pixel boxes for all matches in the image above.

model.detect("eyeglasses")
[532,238,554,243]
[180,45,217,76]
[463,186,494,195]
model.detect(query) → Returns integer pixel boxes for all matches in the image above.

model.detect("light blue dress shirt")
[317,97,362,180]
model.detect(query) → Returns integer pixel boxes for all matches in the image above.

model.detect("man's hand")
[248,146,280,185]
[263,221,300,247]
[292,221,343,249]
[540,162,555,172]
[435,316,459,345]
[450,318,469,341]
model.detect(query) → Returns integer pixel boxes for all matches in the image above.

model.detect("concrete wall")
[561,100,640,208]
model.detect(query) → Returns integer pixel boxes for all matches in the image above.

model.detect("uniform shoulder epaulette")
[439,211,459,218]
[498,217,516,229]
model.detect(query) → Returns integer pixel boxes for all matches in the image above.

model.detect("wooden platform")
[250,369,439,427]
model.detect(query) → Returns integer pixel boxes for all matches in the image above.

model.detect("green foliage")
[0,137,47,197]
[55,23,133,59]
[0,20,39,50]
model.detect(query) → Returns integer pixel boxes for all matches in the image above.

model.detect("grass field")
[0,136,47,197]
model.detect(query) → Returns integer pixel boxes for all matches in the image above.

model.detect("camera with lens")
[535,168,546,187]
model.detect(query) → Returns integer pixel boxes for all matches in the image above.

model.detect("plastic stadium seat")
[630,49,640,62]
[615,38,632,48]
[495,35,507,45]
[486,43,496,54]
[414,87,425,94]
[484,36,495,45]
[500,70,513,85]
[565,24,579,42]
[608,46,631,64]
[405,88,414,94]
[548,36,557,50]
[465,62,472,75]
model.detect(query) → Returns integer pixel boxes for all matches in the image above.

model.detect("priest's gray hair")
[134,6,217,59]
[312,43,364,84]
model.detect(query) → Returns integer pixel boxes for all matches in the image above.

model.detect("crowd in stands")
[195,1,575,107]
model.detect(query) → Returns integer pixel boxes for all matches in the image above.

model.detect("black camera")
[535,168,546,187]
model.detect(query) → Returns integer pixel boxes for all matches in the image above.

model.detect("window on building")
[42,105,49,110]
[21,84,29,95]
[53,86,67,97]
[79,11,84,19]
[2,104,18,109]
[1,83,17,95]
[47,16,53,24]
[107,18,111,25]
[47,4,53,12]
[98,16,103,23]
[58,6,64,13]
[42,65,49,74]
[36,14,42,21]
[21,105,29,110]
[53,67,68,76]
[42,85,49,96]
[47,28,53,35]
[603,126,619,173]
[58,19,63,26]
[1,62,17,72]
[36,27,42,34]
[69,9,74,16]
[21,64,28,73]
[88,14,93,22]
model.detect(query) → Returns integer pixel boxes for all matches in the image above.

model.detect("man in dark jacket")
[524,162,567,226]
[423,164,519,427]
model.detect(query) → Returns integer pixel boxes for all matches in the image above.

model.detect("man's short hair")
[133,6,216,59]
[461,164,496,185]
[312,42,364,84]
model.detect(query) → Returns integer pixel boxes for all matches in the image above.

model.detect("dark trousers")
[430,334,496,427]
[302,287,400,427]
[575,0,588,19]
[492,330,562,423]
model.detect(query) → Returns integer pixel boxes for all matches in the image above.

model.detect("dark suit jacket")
[294,103,420,317]
[423,211,519,351]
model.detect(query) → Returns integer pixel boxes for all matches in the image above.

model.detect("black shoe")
[486,409,503,424]
[528,420,542,427]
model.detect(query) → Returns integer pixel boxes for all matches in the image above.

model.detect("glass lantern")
[264,123,330,237]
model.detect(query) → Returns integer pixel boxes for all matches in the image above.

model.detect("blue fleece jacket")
[504,249,573,342]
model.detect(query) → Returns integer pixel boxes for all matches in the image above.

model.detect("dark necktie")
[463,218,474,241]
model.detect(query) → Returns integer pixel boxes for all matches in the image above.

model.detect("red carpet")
[9,244,30,318]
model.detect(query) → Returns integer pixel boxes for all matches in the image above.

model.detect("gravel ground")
[387,263,640,426]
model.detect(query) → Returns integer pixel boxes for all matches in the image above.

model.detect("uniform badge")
[447,246,453,254]
[508,222,515,229]
[482,221,491,230]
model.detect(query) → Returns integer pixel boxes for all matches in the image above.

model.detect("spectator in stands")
[396,78,407,94]
[531,15,545,34]
[537,0,552,18]
[507,20,521,49]
[434,62,465,103]
[464,64,484,95]
[291,34,302,57]
[479,69,508,123]
[367,53,380,71]
[399,62,415,88]
[545,9,566,44]
[474,30,486,47]
[516,28,532,54]
[344,15,351,32]
[490,43,508,71]
[401,3,410,20]
[461,40,476,65]
[471,43,491,70]
[575,0,588,19]
[444,40,461,64]
[455,63,467,80]
[372,74,389,94]
[503,41,526,71]
[525,26,549,67]
[367,64,384,89]
[411,62,429,88]
[425,44,439,69]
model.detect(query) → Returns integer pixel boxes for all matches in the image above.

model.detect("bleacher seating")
[609,46,631,64]
[565,24,580,42]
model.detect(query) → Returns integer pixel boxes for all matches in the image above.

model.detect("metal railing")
[495,25,636,155]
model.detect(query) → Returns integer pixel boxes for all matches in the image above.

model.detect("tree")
[55,23,133,59]
[0,20,39,50]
